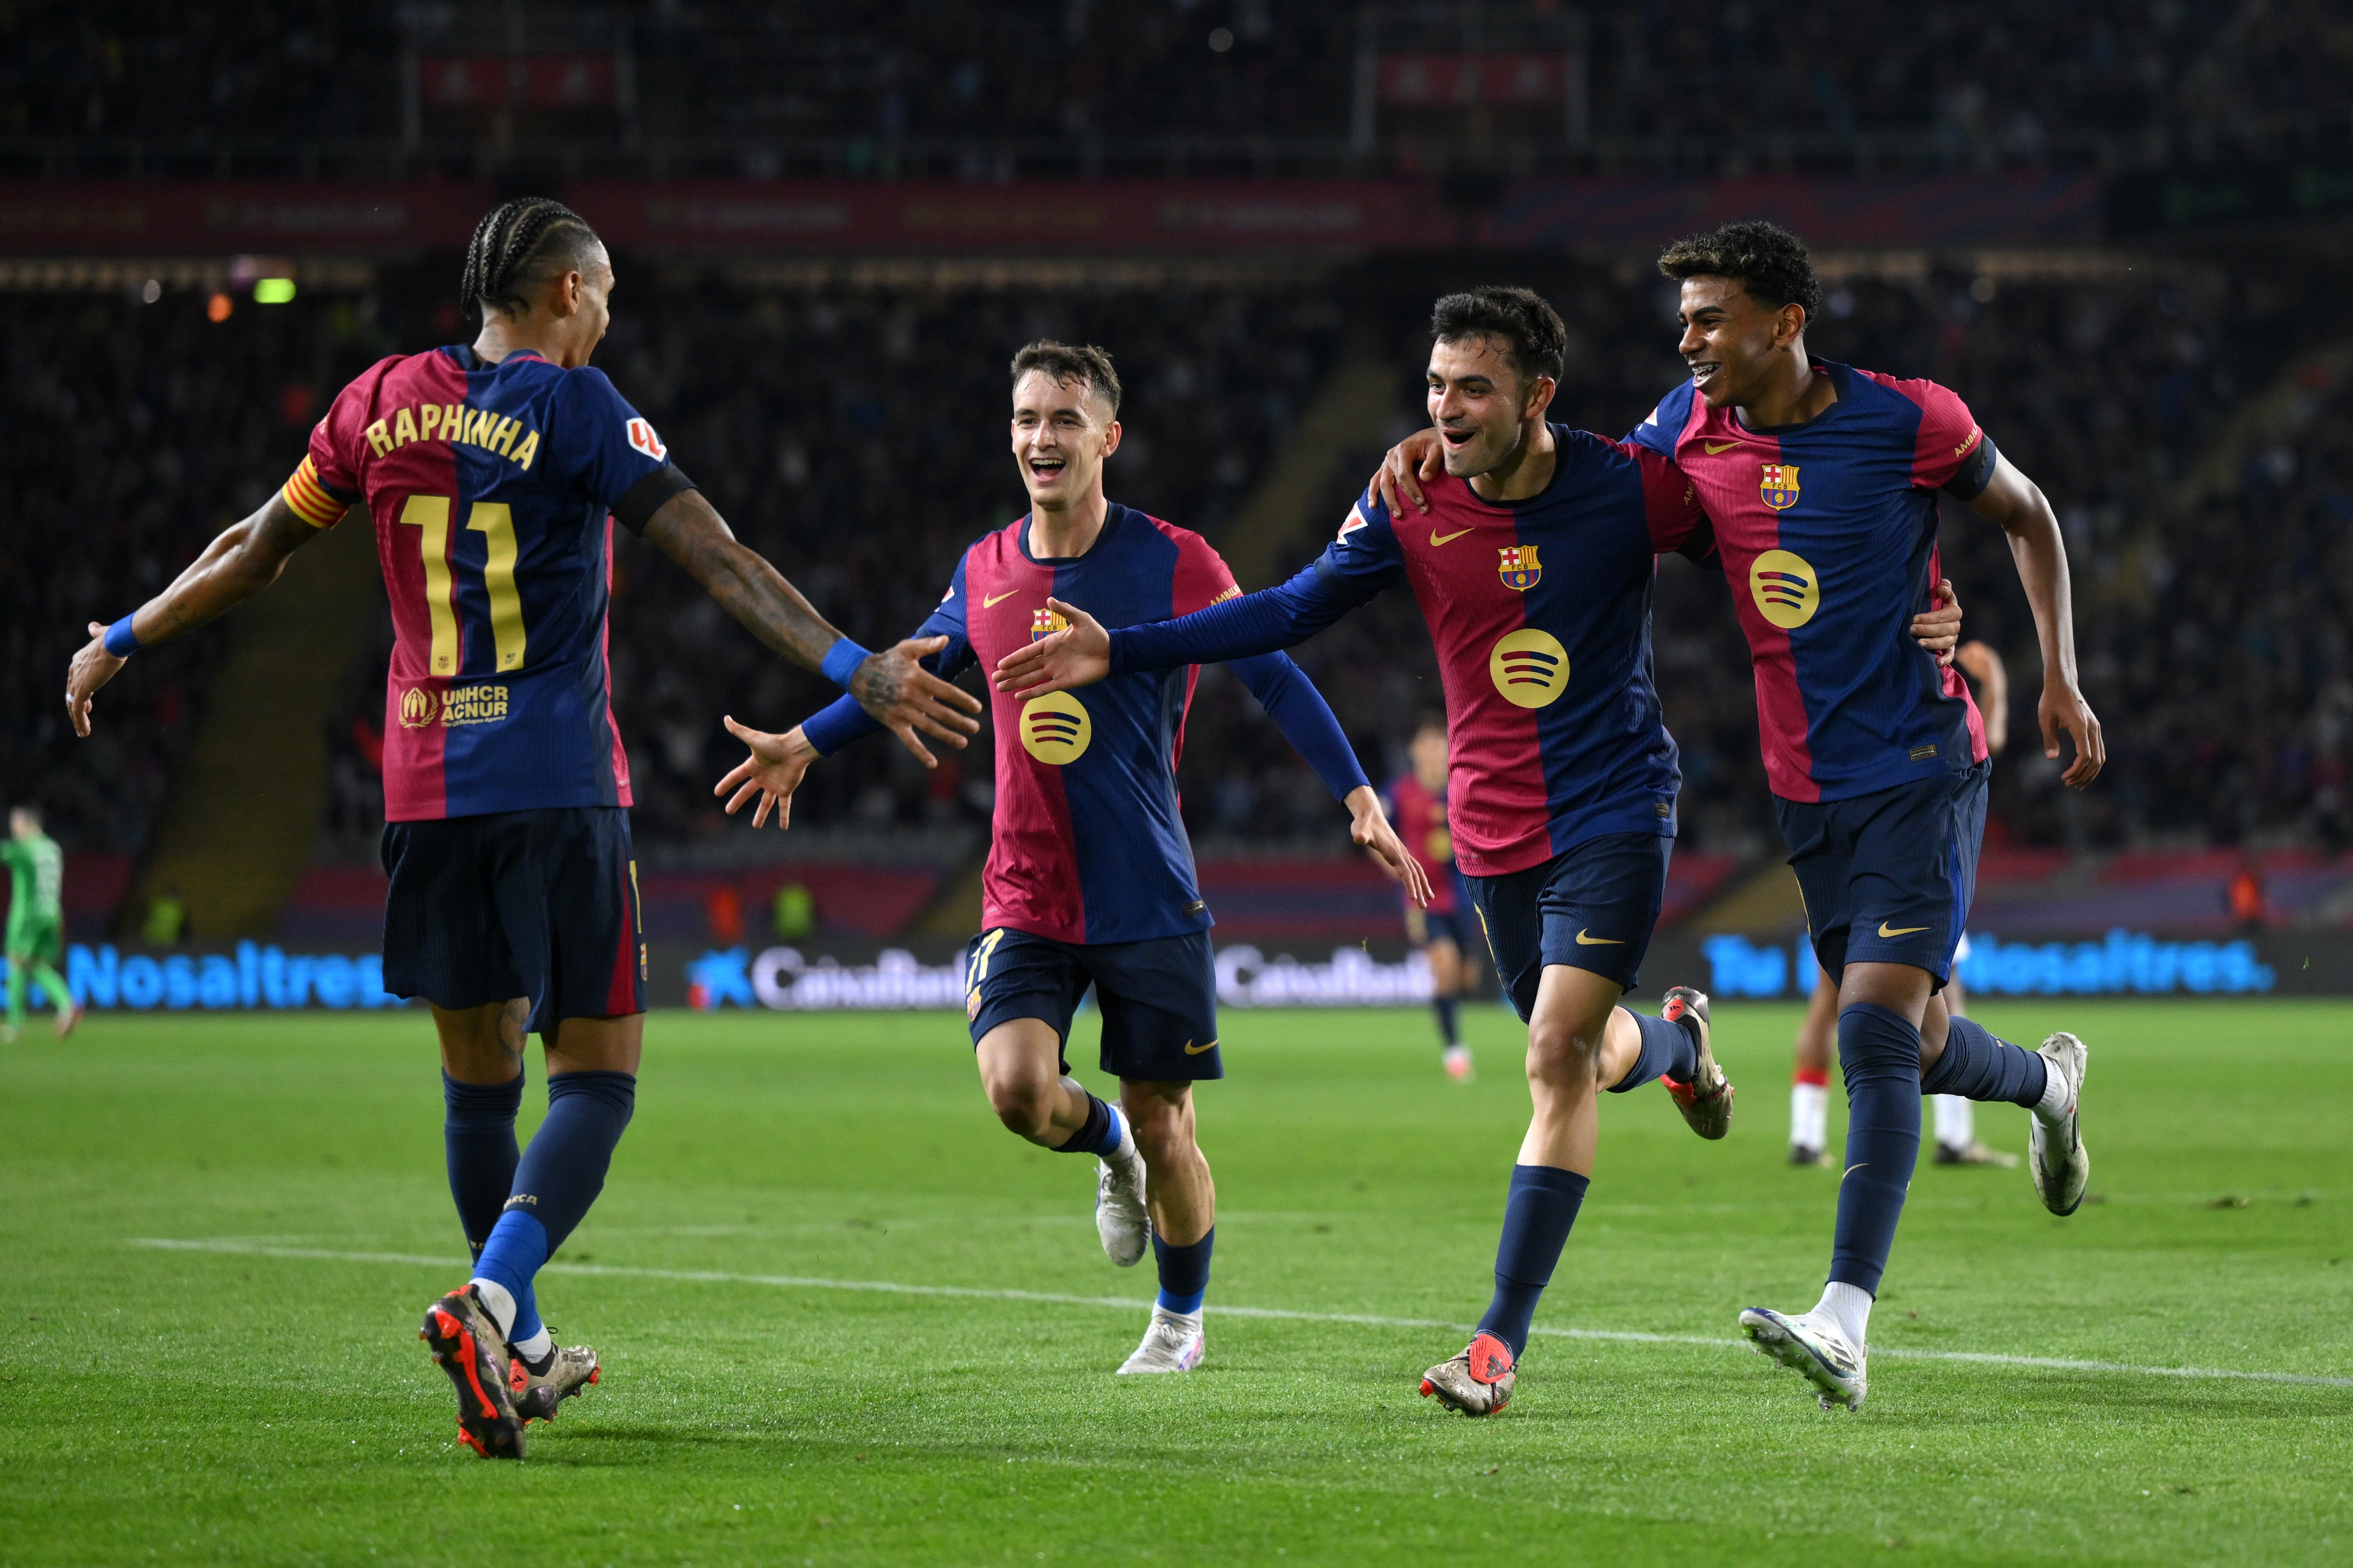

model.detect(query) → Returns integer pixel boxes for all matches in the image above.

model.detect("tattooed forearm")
[643,490,844,672]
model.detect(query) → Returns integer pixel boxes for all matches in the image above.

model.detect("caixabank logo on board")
[397,684,511,728]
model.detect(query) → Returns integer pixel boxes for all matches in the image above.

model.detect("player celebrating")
[1629,221,2102,1408]
[1787,635,2016,1169]
[714,341,1427,1376]
[1386,713,1480,1080]
[993,290,1758,1417]
[63,197,980,1457]
[3,806,82,1043]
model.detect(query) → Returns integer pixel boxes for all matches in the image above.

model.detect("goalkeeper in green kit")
[4,806,81,1042]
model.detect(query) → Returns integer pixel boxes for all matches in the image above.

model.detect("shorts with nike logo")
[961,927,1221,1081]
[1466,832,1672,1018]
[1774,761,1988,988]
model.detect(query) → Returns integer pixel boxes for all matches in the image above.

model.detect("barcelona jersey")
[1308,428,1707,878]
[1383,773,1465,916]
[289,346,692,820]
[1629,360,1995,804]
[803,505,1364,946]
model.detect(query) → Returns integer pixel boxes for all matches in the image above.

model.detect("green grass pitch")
[3,999,2349,1565]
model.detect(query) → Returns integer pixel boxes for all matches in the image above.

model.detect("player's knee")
[981,1071,1056,1139]
[1525,1016,1605,1085]
[1121,1089,1194,1169]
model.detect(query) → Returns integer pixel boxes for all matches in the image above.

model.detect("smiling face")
[1675,274,1804,410]
[1010,371,1120,514]
[1426,335,1553,479]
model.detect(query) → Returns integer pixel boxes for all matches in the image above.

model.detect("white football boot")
[1096,1143,1150,1268]
[2028,1030,2090,1216]
[1117,1307,1205,1374]
[1739,1306,1867,1411]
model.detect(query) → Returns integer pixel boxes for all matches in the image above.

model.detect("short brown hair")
[1430,286,1566,386]
[1010,340,1121,416]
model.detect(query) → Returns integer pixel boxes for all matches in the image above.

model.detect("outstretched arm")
[641,489,980,766]
[1956,455,2101,787]
[66,493,322,737]
[1230,652,1431,906]
[995,562,1362,699]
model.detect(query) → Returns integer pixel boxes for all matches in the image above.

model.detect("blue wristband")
[819,637,871,691]
[103,615,141,658]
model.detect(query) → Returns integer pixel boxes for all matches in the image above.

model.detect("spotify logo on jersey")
[1019,691,1093,764]
[1489,629,1570,708]
[1749,548,1820,629]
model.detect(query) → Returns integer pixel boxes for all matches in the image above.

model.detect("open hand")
[992,598,1112,700]
[714,717,819,829]
[1348,786,1433,907]
[65,621,127,739]
[851,635,982,767]
[1910,579,1962,665]
[1370,428,1446,518]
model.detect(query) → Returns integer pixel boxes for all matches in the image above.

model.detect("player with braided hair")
[64,195,982,1458]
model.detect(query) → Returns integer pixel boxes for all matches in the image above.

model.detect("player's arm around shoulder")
[1950,450,2103,788]
[66,491,325,738]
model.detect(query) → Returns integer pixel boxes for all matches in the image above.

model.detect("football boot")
[1419,1331,1516,1416]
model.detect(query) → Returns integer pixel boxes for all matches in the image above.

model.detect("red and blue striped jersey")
[293,346,688,821]
[801,505,1368,946]
[1629,361,1994,804]
[1383,773,1464,915]
[1313,428,1706,877]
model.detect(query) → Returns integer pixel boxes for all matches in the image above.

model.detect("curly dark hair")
[1009,339,1122,415]
[458,197,603,322]
[1429,285,1566,386]
[1656,220,1823,320]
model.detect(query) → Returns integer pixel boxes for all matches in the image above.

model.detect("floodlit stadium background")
[4,2,2346,1012]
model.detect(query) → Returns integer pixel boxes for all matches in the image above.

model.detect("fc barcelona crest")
[1760,462,1801,510]
[1031,607,1069,642]
[1497,544,1541,591]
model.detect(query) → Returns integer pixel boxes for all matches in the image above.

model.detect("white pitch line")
[126,1238,2353,1391]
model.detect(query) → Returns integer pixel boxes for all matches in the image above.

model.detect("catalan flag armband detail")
[281,455,348,528]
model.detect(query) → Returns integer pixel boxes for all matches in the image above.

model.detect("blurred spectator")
[2229,855,2266,933]
[705,884,744,945]
[773,883,816,940]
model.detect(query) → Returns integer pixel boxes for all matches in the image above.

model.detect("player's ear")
[1524,375,1557,421]
[1100,419,1121,458]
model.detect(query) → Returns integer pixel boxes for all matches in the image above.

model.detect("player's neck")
[1467,420,1557,503]
[1027,492,1111,560]
[472,317,591,371]
[1733,349,1835,430]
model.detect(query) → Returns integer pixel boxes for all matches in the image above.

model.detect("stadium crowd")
[7,251,2322,875]
[6,1,2343,172]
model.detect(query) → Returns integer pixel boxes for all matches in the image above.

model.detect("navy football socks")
[473,1070,637,1345]
[1056,1092,1125,1157]
[1830,1003,1923,1294]
[1476,1164,1590,1359]
[442,1071,523,1262]
[1151,1227,1214,1315]
[1609,1009,1698,1092]
[1921,1015,2049,1107]
[1433,995,1461,1048]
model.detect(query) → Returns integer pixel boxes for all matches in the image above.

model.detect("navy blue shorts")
[1466,832,1671,1021]
[1405,903,1480,952]
[381,806,646,1033]
[1774,762,1987,988]
[963,927,1221,1082]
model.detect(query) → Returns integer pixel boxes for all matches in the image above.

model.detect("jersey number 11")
[397,494,527,676]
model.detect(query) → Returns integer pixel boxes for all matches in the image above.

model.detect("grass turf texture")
[3,1001,2349,1565]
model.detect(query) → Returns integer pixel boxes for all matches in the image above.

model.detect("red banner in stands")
[420,55,617,108]
[0,174,2103,255]
[563,179,1449,253]
[1378,55,1570,106]
[0,181,496,252]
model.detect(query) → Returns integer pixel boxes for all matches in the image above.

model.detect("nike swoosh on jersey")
[1183,1038,1218,1055]
[1429,528,1474,547]
[1876,922,1930,938]
[983,590,1020,607]
[1574,930,1625,945]
[1702,440,1744,453]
